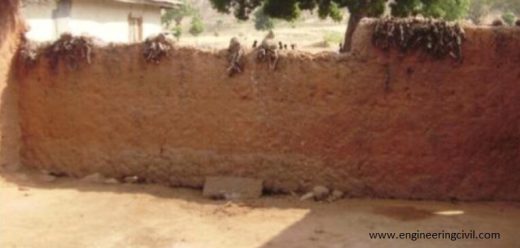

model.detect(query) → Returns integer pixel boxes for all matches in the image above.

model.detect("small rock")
[328,190,344,202]
[38,174,57,183]
[81,173,105,183]
[104,178,119,184]
[124,176,139,184]
[300,192,314,201]
[203,177,263,200]
[223,192,241,200]
[312,185,330,201]
[18,186,29,191]
[49,171,67,177]
[16,174,29,181]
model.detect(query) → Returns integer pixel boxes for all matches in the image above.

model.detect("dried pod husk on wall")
[18,34,40,67]
[143,34,174,64]
[45,33,94,70]
[227,37,245,77]
[255,42,279,70]
[373,17,465,62]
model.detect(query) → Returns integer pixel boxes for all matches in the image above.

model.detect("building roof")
[113,0,182,8]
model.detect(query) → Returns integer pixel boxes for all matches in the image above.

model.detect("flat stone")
[300,192,314,201]
[123,176,139,184]
[328,190,344,202]
[103,178,119,184]
[81,173,105,183]
[38,174,57,183]
[203,177,263,200]
[312,185,330,201]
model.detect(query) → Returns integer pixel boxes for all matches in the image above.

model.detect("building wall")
[16,23,520,201]
[22,0,163,43]
[21,2,58,41]
[69,0,162,42]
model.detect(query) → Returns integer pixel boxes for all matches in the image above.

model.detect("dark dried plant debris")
[46,33,93,70]
[492,19,504,26]
[227,37,245,77]
[373,17,465,61]
[18,35,39,66]
[256,31,279,70]
[143,34,174,64]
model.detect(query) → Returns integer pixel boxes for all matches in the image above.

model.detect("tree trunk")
[341,13,364,53]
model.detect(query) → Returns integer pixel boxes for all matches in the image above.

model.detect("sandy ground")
[177,23,346,52]
[1,169,519,248]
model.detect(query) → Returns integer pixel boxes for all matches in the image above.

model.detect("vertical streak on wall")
[0,0,22,169]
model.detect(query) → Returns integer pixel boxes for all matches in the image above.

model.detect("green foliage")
[468,0,489,24]
[492,0,520,15]
[317,1,343,22]
[161,0,195,27]
[209,0,263,20]
[254,8,274,31]
[424,0,470,21]
[189,15,205,36]
[502,11,517,26]
[468,0,520,24]
[209,0,470,23]
[391,0,470,21]
[323,31,343,44]
[328,2,344,22]
[172,26,182,40]
[209,0,470,52]
[263,0,301,21]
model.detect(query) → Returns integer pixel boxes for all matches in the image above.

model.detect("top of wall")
[17,19,520,76]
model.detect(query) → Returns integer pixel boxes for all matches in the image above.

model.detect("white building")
[22,0,181,43]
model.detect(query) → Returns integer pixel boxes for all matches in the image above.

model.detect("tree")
[172,26,182,41]
[491,0,520,15]
[468,0,490,24]
[391,0,470,21]
[161,0,195,27]
[502,11,516,26]
[254,7,274,31]
[189,15,205,36]
[468,0,520,24]
[209,0,469,53]
[161,0,195,39]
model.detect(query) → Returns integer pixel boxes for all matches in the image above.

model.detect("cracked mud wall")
[17,23,520,201]
[0,0,22,169]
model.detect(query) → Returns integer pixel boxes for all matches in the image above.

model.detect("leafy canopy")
[391,0,470,21]
[254,7,275,31]
[189,15,205,36]
[162,0,195,27]
[502,11,517,25]
[469,0,520,24]
[209,0,469,22]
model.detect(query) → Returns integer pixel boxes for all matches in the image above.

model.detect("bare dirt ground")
[177,23,346,52]
[1,169,519,248]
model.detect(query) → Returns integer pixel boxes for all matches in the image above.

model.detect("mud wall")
[17,23,520,200]
[0,0,22,170]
